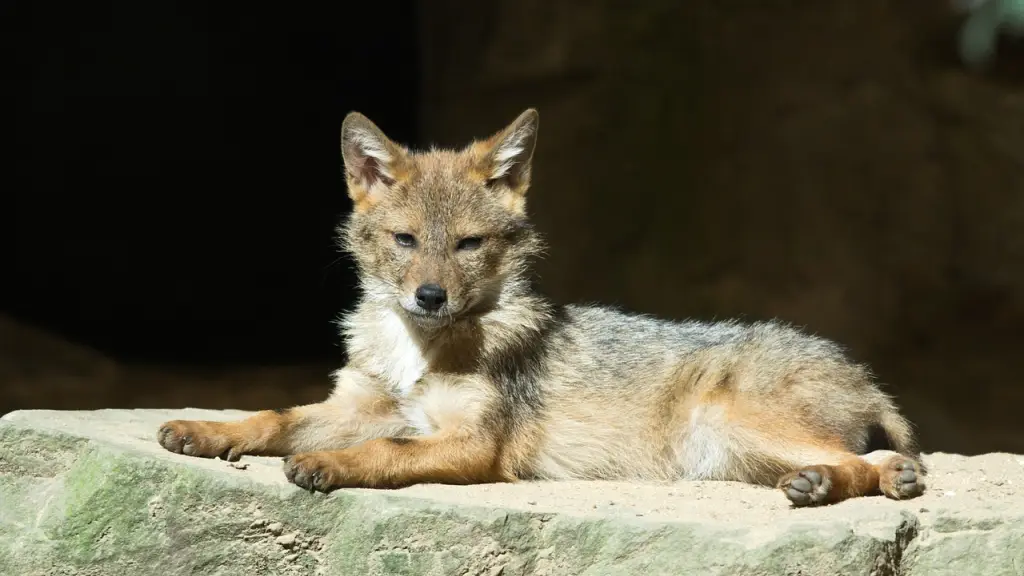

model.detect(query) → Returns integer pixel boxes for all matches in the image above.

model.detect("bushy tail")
[878,409,918,455]
[876,408,927,473]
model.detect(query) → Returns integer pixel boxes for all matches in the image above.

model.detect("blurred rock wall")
[0,314,331,416]
[418,0,1024,454]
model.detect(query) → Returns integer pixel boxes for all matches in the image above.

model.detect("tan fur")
[157,108,926,507]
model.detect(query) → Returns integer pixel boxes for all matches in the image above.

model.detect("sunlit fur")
[156,108,926,507]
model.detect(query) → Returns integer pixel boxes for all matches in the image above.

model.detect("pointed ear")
[341,112,409,211]
[476,109,539,195]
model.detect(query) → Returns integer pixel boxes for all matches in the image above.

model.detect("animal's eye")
[394,233,417,248]
[456,237,483,251]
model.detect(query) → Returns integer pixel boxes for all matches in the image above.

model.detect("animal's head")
[338,109,544,328]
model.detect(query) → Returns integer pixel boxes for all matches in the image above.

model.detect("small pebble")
[943,490,956,497]
[249,518,268,529]
[635,513,644,517]
[268,522,284,535]
[527,500,537,505]
[228,462,249,470]
[300,540,310,549]
[253,509,264,518]
[284,553,298,562]
[276,533,297,548]
[919,507,930,513]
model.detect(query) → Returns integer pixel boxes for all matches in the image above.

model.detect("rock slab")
[1,409,1021,575]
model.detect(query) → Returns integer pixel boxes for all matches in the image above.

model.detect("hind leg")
[777,456,878,507]
[697,417,926,507]
[777,449,926,507]
[861,449,927,501]
[681,404,885,506]
[677,391,926,507]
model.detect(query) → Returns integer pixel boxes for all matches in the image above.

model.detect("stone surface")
[2,410,1022,575]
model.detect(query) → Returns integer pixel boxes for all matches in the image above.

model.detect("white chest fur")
[345,305,436,434]
[367,308,428,397]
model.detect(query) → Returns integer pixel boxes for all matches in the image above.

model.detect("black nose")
[414,283,447,311]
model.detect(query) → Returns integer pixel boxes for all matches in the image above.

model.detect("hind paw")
[879,457,925,500]
[778,466,833,507]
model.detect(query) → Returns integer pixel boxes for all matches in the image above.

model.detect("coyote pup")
[158,109,925,507]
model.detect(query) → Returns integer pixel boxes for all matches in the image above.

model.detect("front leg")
[283,373,512,491]
[156,368,408,459]
[283,434,511,491]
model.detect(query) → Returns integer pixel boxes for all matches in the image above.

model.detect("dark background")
[12,3,419,365]
[6,1,1024,455]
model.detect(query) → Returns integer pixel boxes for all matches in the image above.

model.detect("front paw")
[157,420,244,461]
[283,452,347,493]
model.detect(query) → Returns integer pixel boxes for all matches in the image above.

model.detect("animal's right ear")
[341,112,409,211]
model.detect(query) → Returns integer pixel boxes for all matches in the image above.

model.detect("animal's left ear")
[475,109,539,196]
